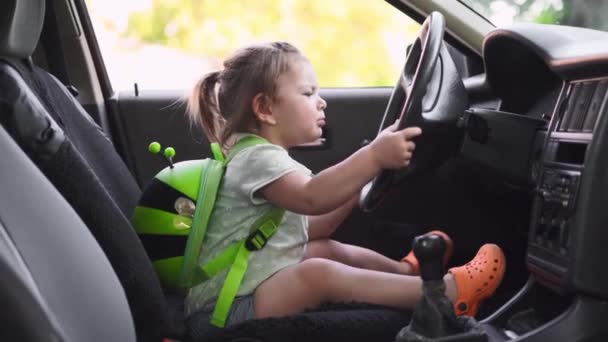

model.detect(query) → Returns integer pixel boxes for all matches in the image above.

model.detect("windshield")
[459,0,608,32]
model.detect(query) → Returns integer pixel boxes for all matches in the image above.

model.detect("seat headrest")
[0,0,45,58]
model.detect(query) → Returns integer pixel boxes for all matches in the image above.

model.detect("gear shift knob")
[413,234,446,281]
[396,232,488,341]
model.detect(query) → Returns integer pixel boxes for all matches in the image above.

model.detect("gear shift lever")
[413,234,446,282]
[394,234,487,342]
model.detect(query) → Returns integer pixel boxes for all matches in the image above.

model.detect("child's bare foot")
[400,230,454,275]
[447,244,506,316]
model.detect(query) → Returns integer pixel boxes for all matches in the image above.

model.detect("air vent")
[559,79,608,133]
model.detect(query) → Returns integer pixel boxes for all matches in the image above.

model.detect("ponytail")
[187,71,225,145]
[187,42,303,151]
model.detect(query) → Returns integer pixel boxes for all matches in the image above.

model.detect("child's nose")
[319,97,327,110]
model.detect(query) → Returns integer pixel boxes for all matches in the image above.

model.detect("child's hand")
[369,121,422,169]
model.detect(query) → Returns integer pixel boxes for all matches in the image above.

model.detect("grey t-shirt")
[185,142,311,317]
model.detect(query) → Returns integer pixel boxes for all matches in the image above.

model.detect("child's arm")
[259,124,422,215]
[308,194,358,240]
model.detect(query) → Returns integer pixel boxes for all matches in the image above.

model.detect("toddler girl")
[185,41,506,334]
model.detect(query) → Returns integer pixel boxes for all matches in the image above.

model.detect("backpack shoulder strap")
[178,158,224,288]
[224,134,269,165]
[178,134,270,288]
[197,135,290,327]
[207,205,284,328]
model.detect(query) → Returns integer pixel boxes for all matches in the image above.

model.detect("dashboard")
[477,24,608,299]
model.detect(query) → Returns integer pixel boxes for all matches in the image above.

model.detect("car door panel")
[111,87,391,187]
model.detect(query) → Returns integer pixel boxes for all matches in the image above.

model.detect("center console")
[527,78,608,295]
[477,77,608,342]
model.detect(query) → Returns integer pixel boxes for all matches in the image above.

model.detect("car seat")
[0,1,413,341]
[0,118,136,341]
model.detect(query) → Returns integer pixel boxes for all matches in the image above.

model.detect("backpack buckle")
[245,230,267,251]
[244,220,277,251]
[245,229,268,252]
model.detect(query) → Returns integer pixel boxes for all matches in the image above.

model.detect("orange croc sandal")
[400,230,453,275]
[448,243,506,317]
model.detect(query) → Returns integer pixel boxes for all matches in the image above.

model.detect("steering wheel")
[360,12,469,212]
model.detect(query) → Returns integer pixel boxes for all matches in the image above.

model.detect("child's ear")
[252,93,276,125]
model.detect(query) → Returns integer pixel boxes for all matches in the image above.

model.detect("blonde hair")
[187,42,303,150]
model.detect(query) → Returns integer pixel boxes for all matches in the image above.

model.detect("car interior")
[2,0,608,341]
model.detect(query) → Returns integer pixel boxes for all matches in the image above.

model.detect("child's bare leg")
[304,239,414,275]
[254,257,456,319]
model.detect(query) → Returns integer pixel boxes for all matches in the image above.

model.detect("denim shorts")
[187,295,256,338]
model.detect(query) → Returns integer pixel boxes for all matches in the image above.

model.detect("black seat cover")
[18,59,141,217]
[0,118,136,342]
[0,62,175,341]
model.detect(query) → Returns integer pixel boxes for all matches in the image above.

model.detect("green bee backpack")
[132,135,284,327]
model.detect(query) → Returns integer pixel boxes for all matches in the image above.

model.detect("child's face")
[271,58,327,148]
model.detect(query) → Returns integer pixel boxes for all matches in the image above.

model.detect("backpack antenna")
[148,141,175,169]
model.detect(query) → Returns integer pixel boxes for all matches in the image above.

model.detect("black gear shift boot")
[394,235,487,342]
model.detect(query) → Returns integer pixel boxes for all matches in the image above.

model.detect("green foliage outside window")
[121,0,419,87]
[461,0,608,31]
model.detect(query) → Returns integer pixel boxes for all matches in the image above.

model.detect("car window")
[86,0,420,91]
[459,0,608,32]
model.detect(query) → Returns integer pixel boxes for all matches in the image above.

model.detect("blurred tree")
[562,0,608,31]
[124,0,420,87]
[465,0,608,31]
